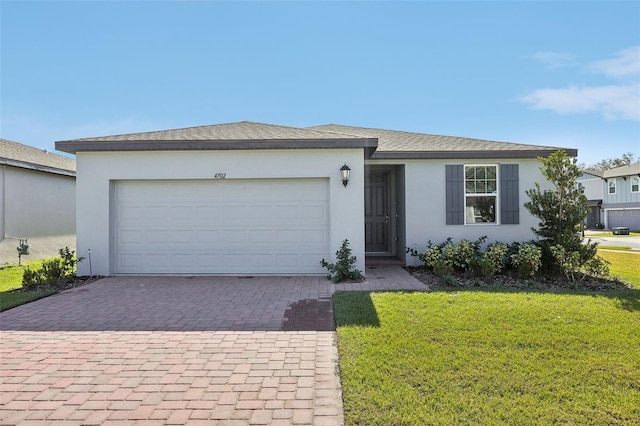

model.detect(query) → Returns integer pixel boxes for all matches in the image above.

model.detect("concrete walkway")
[0,268,427,425]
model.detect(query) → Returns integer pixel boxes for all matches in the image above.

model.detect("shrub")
[321,239,362,283]
[21,247,84,289]
[510,243,542,278]
[22,267,44,289]
[595,223,605,229]
[443,237,486,272]
[471,242,508,278]
[550,244,611,284]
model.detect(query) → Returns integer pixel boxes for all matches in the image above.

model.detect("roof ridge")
[312,124,568,150]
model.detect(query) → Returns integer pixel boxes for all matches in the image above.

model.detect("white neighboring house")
[0,138,76,264]
[55,121,576,277]
[579,163,640,230]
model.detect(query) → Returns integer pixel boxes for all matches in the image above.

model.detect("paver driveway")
[0,269,427,425]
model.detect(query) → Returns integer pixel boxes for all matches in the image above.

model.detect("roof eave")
[55,138,379,155]
[371,148,578,160]
[0,158,76,177]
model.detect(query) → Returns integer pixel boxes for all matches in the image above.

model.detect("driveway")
[584,230,640,251]
[0,270,427,425]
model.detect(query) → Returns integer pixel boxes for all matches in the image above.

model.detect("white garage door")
[607,209,640,230]
[114,179,330,274]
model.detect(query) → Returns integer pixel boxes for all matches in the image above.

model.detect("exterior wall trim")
[0,158,76,177]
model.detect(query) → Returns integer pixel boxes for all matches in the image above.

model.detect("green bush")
[443,237,486,272]
[471,242,508,278]
[21,247,84,289]
[510,243,542,277]
[321,239,362,283]
[550,244,610,284]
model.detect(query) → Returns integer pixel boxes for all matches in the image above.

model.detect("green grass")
[598,246,632,251]
[335,290,640,425]
[598,251,640,287]
[0,259,55,312]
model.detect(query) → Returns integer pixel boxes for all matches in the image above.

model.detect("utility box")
[17,240,31,255]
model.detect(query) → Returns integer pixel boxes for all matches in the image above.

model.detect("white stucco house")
[1,138,76,264]
[578,163,640,230]
[55,121,577,276]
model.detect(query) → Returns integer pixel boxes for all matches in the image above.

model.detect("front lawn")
[335,290,640,425]
[0,259,55,312]
[598,251,640,287]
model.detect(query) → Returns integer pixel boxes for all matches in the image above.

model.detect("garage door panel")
[115,179,329,274]
[607,209,640,229]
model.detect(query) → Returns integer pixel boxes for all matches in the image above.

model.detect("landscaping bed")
[407,266,632,292]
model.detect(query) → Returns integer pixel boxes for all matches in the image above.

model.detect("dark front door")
[365,171,390,253]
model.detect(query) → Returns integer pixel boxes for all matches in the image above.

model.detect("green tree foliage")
[588,152,635,171]
[525,150,602,278]
[525,150,587,251]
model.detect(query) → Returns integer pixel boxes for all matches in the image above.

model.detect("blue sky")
[2,1,639,166]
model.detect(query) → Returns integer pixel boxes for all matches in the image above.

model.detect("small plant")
[510,243,542,278]
[550,245,610,284]
[443,237,487,272]
[321,239,362,283]
[583,255,610,279]
[433,259,454,278]
[471,242,508,278]
[22,247,84,289]
[595,223,605,230]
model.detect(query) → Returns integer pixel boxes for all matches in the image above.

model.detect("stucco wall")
[2,165,76,239]
[75,149,364,276]
[367,158,549,266]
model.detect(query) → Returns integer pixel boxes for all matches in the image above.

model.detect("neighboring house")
[0,138,76,264]
[580,163,640,230]
[55,121,576,276]
[577,169,605,229]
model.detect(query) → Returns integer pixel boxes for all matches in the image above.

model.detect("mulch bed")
[407,267,632,292]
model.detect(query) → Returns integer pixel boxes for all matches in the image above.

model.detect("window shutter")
[445,165,464,225]
[500,164,519,224]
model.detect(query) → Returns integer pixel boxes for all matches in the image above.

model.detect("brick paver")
[0,268,425,425]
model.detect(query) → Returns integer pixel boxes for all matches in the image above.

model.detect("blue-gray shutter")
[500,164,519,224]
[445,165,464,225]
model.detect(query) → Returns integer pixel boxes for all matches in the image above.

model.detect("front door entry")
[365,171,390,253]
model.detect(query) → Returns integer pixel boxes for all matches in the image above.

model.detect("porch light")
[340,164,351,187]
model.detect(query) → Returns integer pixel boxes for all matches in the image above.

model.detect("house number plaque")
[214,173,227,179]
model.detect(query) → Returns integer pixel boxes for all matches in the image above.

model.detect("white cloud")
[589,46,640,79]
[521,46,640,121]
[520,84,640,121]
[531,51,578,69]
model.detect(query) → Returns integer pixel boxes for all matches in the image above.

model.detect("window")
[446,164,518,226]
[608,179,616,194]
[464,165,497,224]
[632,176,639,193]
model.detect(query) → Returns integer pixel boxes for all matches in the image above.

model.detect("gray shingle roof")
[603,162,640,179]
[64,121,362,142]
[55,121,578,159]
[309,124,577,159]
[1,138,76,176]
[56,121,377,154]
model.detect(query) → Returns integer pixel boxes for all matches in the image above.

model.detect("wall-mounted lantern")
[340,164,351,187]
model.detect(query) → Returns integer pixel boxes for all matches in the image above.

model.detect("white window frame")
[464,164,499,225]
[608,179,616,194]
[631,176,639,193]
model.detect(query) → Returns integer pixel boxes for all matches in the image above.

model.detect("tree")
[588,152,635,171]
[524,150,601,278]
